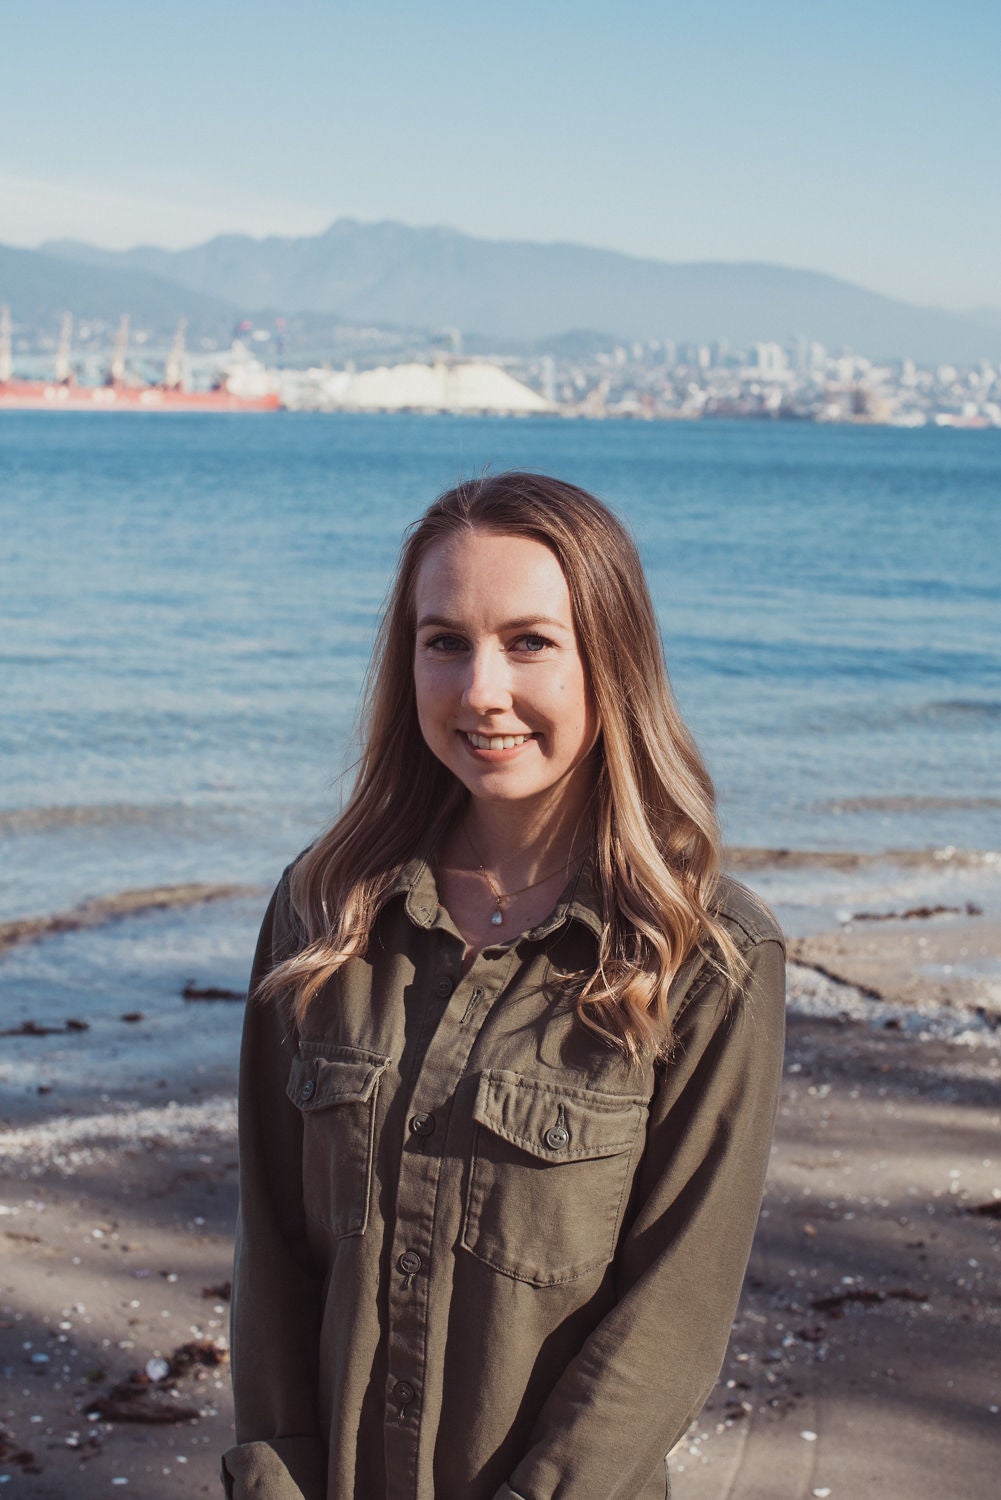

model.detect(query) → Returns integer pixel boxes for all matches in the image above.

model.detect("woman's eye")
[513,634,552,654]
[425,634,466,653]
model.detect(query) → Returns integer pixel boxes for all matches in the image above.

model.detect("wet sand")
[2,891,999,1497]
[672,1002,1000,1500]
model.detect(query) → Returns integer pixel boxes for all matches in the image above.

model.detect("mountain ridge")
[13,219,1001,363]
[0,242,240,341]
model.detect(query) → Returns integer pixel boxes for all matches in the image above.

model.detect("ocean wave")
[919,699,1001,722]
[816,795,1001,814]
[0,881,262,955]
[800,697,1001,734]
[0,803,198,836]
[725,846,1000,872]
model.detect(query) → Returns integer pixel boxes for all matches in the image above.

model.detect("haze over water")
[1,412,999,1091]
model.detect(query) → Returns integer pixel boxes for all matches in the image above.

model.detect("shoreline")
[3,935,999,1161]
[1,840,997,947]
[724,844,1000,872]
[0,883,262,957]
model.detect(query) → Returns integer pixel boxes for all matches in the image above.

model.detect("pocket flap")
[287,1048,390,1112]
[472,1070,647,1163]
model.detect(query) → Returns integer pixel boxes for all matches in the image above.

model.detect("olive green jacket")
[222,858,785,1500]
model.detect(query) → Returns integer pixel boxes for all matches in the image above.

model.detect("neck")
[460,788,594,885]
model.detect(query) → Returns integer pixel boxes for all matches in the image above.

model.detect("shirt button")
[544,1125,570,1150]
[410,1112,435,1137]
[397,1250,422,1275]
[393,1379,416,1404]
[301,1079,315,1101]
[435,976,454,999]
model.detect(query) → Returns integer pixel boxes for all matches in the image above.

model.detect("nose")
[461,645,512,714]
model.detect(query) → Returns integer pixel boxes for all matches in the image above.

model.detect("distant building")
[753,342,788,378]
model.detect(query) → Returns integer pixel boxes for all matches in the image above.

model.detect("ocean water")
[1,413,999,1097]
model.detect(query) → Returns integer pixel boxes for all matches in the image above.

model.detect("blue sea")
[2,413,999,1103]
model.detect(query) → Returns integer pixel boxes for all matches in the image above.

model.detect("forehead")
[414,530,574,622]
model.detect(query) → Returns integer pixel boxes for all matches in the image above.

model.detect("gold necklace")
[460,824,583,927]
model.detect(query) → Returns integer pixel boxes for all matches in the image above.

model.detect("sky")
[2,0,998,311]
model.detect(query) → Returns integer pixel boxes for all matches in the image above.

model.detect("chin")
[462,776,536,803]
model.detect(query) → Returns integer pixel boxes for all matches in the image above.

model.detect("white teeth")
[466,732,530,751]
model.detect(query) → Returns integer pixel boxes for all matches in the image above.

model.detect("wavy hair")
[258,471,745,1062]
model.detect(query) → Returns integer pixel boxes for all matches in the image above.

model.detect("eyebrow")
[416,613,571,633]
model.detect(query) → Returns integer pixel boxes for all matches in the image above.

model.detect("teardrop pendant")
[490,908,503,926]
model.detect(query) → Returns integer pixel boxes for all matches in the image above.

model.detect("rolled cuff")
[220,1436,326,1500]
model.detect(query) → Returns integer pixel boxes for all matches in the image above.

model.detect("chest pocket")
[461,1070,648,1287]
[286,1046,390,1238]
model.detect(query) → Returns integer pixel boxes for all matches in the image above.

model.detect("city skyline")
[2,0,999,312]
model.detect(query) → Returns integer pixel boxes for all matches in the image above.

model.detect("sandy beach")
[2,877,999,1499]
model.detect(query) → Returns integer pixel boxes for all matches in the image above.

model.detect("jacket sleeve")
[496,933,786,1500]
[222,875,328,1500]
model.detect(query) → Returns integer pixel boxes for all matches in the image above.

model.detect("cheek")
[413,665,432,722]
[414,702,441,759]
[565,668,596,729]
[414,666,449,736]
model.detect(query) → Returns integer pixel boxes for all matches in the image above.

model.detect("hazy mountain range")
[0,242,236,342]
[3,219,999,364]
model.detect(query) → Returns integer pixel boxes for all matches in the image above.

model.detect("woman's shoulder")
[266,855,311,958]
[708,873,785,954]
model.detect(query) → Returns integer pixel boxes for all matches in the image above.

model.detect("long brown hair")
[258,471,744,1061]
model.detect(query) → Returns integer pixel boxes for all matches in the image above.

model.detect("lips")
[462,731,534,751]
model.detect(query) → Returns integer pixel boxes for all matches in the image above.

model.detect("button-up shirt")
[222,855,785,1500]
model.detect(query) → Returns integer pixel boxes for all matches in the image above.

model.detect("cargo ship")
[0,310,281,412]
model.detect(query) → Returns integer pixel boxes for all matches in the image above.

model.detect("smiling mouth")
[462,731,534,751]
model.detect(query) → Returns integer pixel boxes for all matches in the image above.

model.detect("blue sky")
[2,0,998,309]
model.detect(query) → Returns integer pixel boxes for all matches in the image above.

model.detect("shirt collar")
[385,849,603,943]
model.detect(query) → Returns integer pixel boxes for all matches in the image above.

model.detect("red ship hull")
[0,379,281,412]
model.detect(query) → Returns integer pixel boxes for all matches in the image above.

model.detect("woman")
[222,472,785,1500]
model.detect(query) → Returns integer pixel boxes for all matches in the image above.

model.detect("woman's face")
[413,530,600,821]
